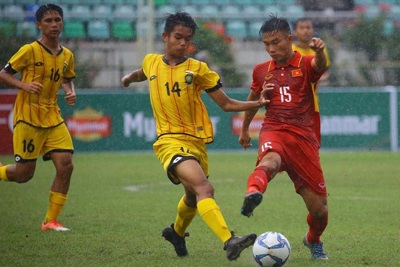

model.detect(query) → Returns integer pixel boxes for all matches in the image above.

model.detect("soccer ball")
[252,231,291,267]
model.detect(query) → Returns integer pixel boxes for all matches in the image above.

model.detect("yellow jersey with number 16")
[4,40,75,128]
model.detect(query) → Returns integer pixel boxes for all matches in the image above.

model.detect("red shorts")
[257,129,327,196]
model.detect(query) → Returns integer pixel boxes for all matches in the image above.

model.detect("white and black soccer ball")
[252,231,291,267]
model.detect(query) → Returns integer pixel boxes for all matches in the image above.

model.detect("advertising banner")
[0,88,398,154]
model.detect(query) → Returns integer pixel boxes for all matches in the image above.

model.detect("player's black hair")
[35,3,63,22]
[163,11,198,35]
[259,14,291,37]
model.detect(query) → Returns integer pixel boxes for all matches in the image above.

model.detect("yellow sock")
[0,165,9,181]
[44,191,67,223]
[197,198,232,243]
[174,195,197,237]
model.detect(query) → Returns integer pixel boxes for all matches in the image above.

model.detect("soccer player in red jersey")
[239,14,329,260]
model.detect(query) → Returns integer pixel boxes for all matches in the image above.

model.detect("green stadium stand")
[112,20,136,39]
[63,21,86,39]
[0,22,15,37]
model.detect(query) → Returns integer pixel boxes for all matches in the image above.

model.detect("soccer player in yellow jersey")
[121,11,270,261]
[0,4,76,231]
[292,18,331,84]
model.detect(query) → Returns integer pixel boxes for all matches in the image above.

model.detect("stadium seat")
[112,21,136,39]
[154,0,169,6]
[243,5,263,16]
[199,5,219,17]
[24,4,40,22]
[122,0,138,4]
[156,5,176,17]
[195,0,211,5]
[224,5,240,16]
[0,0,13,5]
[226,20,247,39]
[16,21,38,38]
[248,21,263,39]
[87,20,110,39]
[15,0,35,5]
[102,0,125,5]
[285,5,305,21]
[0,22,15,37]
[60,0,80,5]
[68,5,91,22]
[179,5,199,17]
[2,5,24,21]
[168,0,189,5]
[62,21,86,39]
[231,0,253,5]
[37,0,62,4]
[264,5,283,16]
[113,5,136,21]
[81,0,101,5]
[92,5,112,19]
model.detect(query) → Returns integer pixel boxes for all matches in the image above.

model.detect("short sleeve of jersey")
[5,44,32,73]
[193,61,221,92]
[250,62,268,94]
[62,47,76,80]
[142,53,158,79]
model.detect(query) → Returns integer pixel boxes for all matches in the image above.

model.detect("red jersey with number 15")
[250,52,324,147]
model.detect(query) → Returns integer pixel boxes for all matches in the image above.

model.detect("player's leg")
[288,137,328,259]
[176,159,256,261]
[41,123,74,231]
[0,122,40,182]
[241,132,283,217]
[299,187,328,260]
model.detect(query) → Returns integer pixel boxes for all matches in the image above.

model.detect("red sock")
[246,166,269,194]
[306,213,328,243]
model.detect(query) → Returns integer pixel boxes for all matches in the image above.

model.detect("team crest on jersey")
[150,75,157,81]
[292,69,303,77]
[264,74,273,81]
[185,70,194,85]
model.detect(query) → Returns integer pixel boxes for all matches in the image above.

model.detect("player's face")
[294,20,313,43]
[36,10,63,39]
[163,25,194,59]
[262,31,294,66]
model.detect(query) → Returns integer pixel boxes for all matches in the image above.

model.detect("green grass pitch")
[1,151,399,267]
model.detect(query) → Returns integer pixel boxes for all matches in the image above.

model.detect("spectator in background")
[292,18,331,84]
[0,4,76,231]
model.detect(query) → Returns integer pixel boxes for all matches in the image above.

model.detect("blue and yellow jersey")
[4,40,75,128]
[142,54,221,144]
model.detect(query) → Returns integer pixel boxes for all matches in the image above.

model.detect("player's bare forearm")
[62,80,76,106]
[310,38,328,72]
[121,68,147,87]
[0,69,42,93]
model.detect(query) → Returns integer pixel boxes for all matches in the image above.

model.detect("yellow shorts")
[153,136,209,184]
[13,122,74,162]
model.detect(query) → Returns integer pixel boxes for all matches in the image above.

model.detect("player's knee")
[15,172,34,183]
[196,180,214,198]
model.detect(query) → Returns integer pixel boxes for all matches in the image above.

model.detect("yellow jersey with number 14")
[142,54,221,144]
[4,40,75,128]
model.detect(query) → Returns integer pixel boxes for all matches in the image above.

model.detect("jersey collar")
[269,51,302,70]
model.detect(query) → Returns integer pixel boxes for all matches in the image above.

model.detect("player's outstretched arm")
[121,68,147,87]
